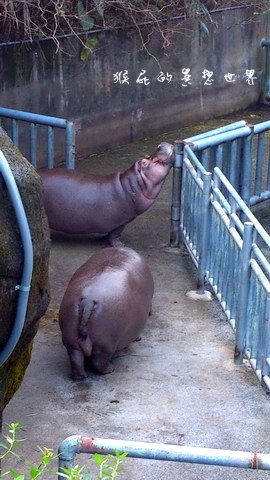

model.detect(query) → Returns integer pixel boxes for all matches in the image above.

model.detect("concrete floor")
[3,106,270,479]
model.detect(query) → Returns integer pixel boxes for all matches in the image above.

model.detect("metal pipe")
[192,126,252,151]
[30,123,37,167]
[214,167,270,248]
[197,172,212,293]
[234,222,253,365]
[65,121,75,169]
[0,150,33,366]
[261,294,270,386]
[261,39,270,105]
[170,140,183,247]
[47,126,54,169]
[0,107,68,128]
[185,120,247,143]
[58,435,270,476]
[0,108,76,169]
[240,128,253,206]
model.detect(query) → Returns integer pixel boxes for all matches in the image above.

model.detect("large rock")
[0,127,50,416]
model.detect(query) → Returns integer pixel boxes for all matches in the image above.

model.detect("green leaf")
[93,453,104,465]
[0,442,8,449]
[94,0,104,17]
[118,452,128,459]
[77,0,94,31]
[8,468,20,477]
[80,38,99,61]
[30,468,39,478]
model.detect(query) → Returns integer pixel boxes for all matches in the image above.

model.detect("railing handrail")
[0,107,70,128]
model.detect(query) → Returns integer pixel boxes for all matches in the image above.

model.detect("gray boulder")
[0,127,50,419]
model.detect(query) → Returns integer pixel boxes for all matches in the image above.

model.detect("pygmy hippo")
[59,247,154,379]
[39,142,174,246]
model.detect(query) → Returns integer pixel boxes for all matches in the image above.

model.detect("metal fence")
[0,107,75,168]
[170,121,270,391]
[185,120,270,207]
[58,434,270,476]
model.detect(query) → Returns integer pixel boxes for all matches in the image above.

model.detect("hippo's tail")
[78,300,96,356]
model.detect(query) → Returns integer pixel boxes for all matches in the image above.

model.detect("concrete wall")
[0,6,268,164]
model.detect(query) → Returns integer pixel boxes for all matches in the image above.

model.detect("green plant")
[0,423,127,480]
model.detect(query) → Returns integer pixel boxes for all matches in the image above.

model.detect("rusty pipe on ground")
[58,435,270,477]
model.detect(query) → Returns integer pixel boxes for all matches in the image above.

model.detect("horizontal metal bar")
[212,187,231,215]
[192,126,252,151]
[185,121,247,143]
[250,190,270,206]
[211,201,242,249]
[252,245,270,277]
[253,120,270,134]
[214,168,270,248]
[184,146,207,174]
[0,107,68,128]
[250,259,270,293]
[58,435,270,473]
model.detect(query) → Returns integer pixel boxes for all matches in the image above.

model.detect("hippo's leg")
[108,224,126,247]
[67,347,88,380]
[91,353,114,374]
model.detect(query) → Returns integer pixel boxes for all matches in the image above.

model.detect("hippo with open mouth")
[39,142,174,246]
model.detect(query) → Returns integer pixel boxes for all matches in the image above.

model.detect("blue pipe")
[192,126,252,151]
[58,435,270,476]
[214,167,270,248]
[0,150,33,367]
[185,120,247,143]
[261,39,270,105]
[0,107,69,128]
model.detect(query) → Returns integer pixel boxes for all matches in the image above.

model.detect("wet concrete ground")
[3,105,270,479]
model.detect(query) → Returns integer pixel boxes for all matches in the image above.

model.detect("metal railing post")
[170,140,184,247]
[197,171,212,293]
[261,293,270,391]
[240,128,253,207]
[261,38,270,105]
[0,108,76,169]
[234,222,253,365]
[30,123,37,167]
[65,121,75,169]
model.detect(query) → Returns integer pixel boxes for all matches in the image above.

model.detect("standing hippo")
[39,142,174,246]
[59,247,154,379]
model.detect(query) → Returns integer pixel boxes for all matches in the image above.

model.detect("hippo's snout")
[156,142,174,165]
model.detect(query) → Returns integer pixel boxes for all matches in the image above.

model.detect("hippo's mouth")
[149,142,174,166]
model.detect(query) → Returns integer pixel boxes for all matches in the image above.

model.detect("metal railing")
[177,139,270,391]
[0,150,33,366]
[185,120,270,207]
[0,107,75,169]
[58,435,270,476]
